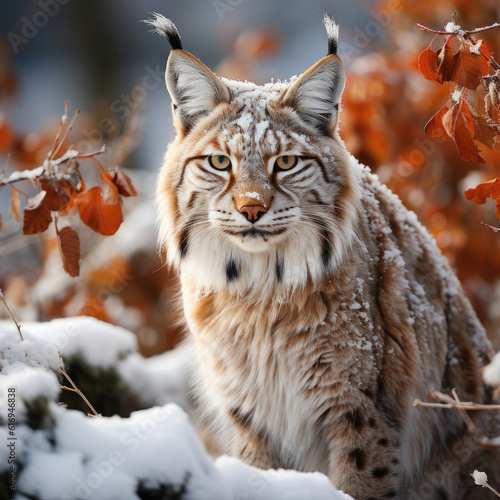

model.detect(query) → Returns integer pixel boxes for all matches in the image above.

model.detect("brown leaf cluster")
[1,106,137,277]
[416,13,500,232]
[419,35,499,164]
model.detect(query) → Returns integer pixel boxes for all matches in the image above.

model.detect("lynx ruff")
[149,13,498,500]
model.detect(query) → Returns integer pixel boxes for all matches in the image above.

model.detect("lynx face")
[155,20,359,294]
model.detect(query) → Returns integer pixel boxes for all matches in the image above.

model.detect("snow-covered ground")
[0,317,353,500]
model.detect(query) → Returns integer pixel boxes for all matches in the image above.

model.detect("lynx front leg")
[228,407,278,470]
[324,407,402,500]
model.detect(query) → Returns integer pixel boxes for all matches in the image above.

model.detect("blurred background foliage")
[1,0,500,355]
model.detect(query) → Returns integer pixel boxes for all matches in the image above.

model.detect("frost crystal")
[444,22,460,33]
[469,41,482,55]
[472,470,488,486]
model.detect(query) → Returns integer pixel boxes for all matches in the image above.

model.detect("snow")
[4,165,44,183]
[18,450,86,500]
[117,342,193,408]
[254,120,270,142]
[444,22,461,33]
[10,401,352,500]
[483,350,500,387]
[19,316,137,369]
[469,41,482,55]
[236,112,253,132]
[239,191,262,201]
[216,455,352,500]
[0,317,353,500]
[472,469,488,486]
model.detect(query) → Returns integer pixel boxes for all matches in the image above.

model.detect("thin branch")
[478,437,500,449]
[61,385,78,393]
[58,351,100,417]
[51,108,80,161]
[470,474,500,497]
[416,23,449,35]
[0,289,23,341]
[47,101,69,161]
[466,23,500,35]
[416,21,500,36]
[74,145,106,160]
[490,57,500,71]
[414,390,500,410]
[0,153,10,182]
[451,388,478,435]
[481,221,500,233]
[0,146,106,189]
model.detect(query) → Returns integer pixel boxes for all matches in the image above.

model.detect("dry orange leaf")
[473,115,500,149]
[418,46,440,82]
[105,168,138,198]
[418,38,454,85]
[9,186,21,222]
[464,177,500,219]
[41,182,72,211]
[418,39,490,90]
[57,225,80,277]
[442,99,484,163]
[437,38,455,83]
[75,186,123,236]
[450,43,484,90]
[23,191,52,235]
[485,79,500,122]
[424,105,451,141]
[477,40,492,75]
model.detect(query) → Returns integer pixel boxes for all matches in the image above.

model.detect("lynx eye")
[274,155,298,171]
[208,155,232,171]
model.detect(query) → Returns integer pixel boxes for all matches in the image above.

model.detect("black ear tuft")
[143,12,183,50]
[323,14,339,56]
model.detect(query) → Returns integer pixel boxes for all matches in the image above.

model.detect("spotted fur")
[152,13,499,500]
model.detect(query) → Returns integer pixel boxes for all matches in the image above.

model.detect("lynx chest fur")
[149,13,497,500]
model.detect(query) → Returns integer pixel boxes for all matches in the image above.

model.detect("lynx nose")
[239,204,268,223]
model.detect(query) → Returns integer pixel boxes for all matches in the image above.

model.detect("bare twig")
[58,351,100,417]
[465,23,500,36]
[414,390,500,410]
[0,289,23,341]
[0,153,10,183]
[451,388,478,435]
[416,21,500,36]
[490,57,500,71]
[481,221,500,233]
[51,108,80,161]
[47,101,69,161]
[0,146,106,189]
[478,437,500,449]
[470,473,500,497]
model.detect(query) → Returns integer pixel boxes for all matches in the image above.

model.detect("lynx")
[149,13,499,499]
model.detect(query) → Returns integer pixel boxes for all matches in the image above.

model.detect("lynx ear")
[144,13,229,132]
[282,14,344,134]
[282,55,345,134]
[166,51,230,132]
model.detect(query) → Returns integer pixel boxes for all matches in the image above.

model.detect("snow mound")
[0,317,353,500]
